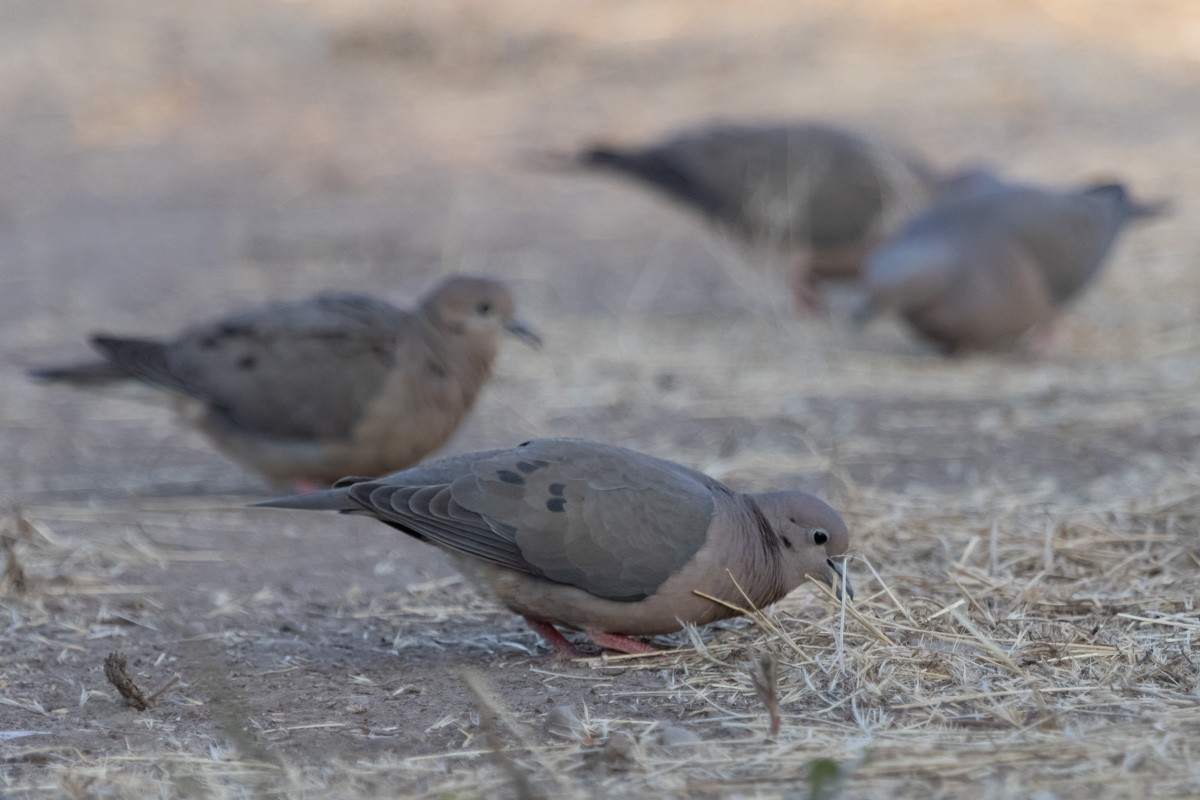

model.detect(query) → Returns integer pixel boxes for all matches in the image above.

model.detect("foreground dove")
[29,276,541,485]
[853,180,1164,354]
[256,438,852,655]
[572,122,939,310]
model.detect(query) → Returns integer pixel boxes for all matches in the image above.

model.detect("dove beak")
[505,319,543,349]
[826,557,853,601]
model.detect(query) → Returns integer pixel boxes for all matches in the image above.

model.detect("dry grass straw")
[4,310,1200,798]
[2,0,1199,795]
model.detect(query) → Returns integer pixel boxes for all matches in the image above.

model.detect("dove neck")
[418,317,500,403]
[714,491,788,608]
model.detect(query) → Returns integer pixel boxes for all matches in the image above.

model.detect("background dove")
[853,180,1164,353]
[30,275,541,485]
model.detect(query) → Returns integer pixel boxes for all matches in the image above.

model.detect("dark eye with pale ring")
[811,529,829,546]
[476,301,492,315]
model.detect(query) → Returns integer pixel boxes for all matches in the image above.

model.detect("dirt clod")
[542,704,593,744]
[749,652,781,737]
[2,538,26,594]
[103,652,150,711]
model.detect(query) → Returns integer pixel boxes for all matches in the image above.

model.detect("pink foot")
[584,630,659,655]
[1025,323,1056,358]
[791,278,828,316]
[291,480,326,494]
[524,617,583,658]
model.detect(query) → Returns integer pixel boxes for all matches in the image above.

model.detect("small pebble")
[656,725,701,747]
[603,731,640,770]
[542,704,591,744]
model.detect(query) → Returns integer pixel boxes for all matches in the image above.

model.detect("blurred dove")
[256,438,851,655]
[853,180,1165,354]
[569,121,940,310]
[30,275,541,485]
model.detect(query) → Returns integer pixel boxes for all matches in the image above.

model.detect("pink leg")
[291,480,326,494]
[791,276,828,315]
[1025,323,1056,358]
[584,630,659,655]
[523,617,583,658]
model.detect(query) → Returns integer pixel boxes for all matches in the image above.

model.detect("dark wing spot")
[426,360,448,378]
[548,483,565,497]
[497,470,524,485]
[199,337,219,350]
[237,355,257,370]
[545,497,566,513]
[218,324,252,337]
[516,460,547,474]
[781,536,793,549]
[518,440,532,447]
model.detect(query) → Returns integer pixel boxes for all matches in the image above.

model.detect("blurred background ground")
[1,1,1199,797]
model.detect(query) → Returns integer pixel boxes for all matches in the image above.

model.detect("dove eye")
[811,529,829,546]
[476,301,493,315]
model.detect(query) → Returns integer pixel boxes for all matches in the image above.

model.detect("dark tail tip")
[516,147,597,173]
[251,487,358,511]
[26,360,130,385]
[90,334,129,354]
[26,366,71,383]
[578,146,630,169]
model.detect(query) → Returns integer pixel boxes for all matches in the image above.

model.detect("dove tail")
[252,486,361,512]
[27,360,132,386]
[579,146,730,219]
[88,335,192,394]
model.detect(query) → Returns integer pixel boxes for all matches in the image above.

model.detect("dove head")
[422,276,541,348]
[752,490,852,600]
[1083,182,1170,224]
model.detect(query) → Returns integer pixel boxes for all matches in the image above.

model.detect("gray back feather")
[147,294,414,440]
[314,439,722,602]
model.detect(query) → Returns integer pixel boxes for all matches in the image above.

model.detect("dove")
[29,275,541,485]
[852,179,1165,354]
[570,121,940,310]
[255,438,851,656]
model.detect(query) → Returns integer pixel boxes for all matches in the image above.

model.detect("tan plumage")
[256,438,852,655]
[29,275,541,484]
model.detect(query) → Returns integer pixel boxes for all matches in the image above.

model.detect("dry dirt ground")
[2,1,1200,797]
